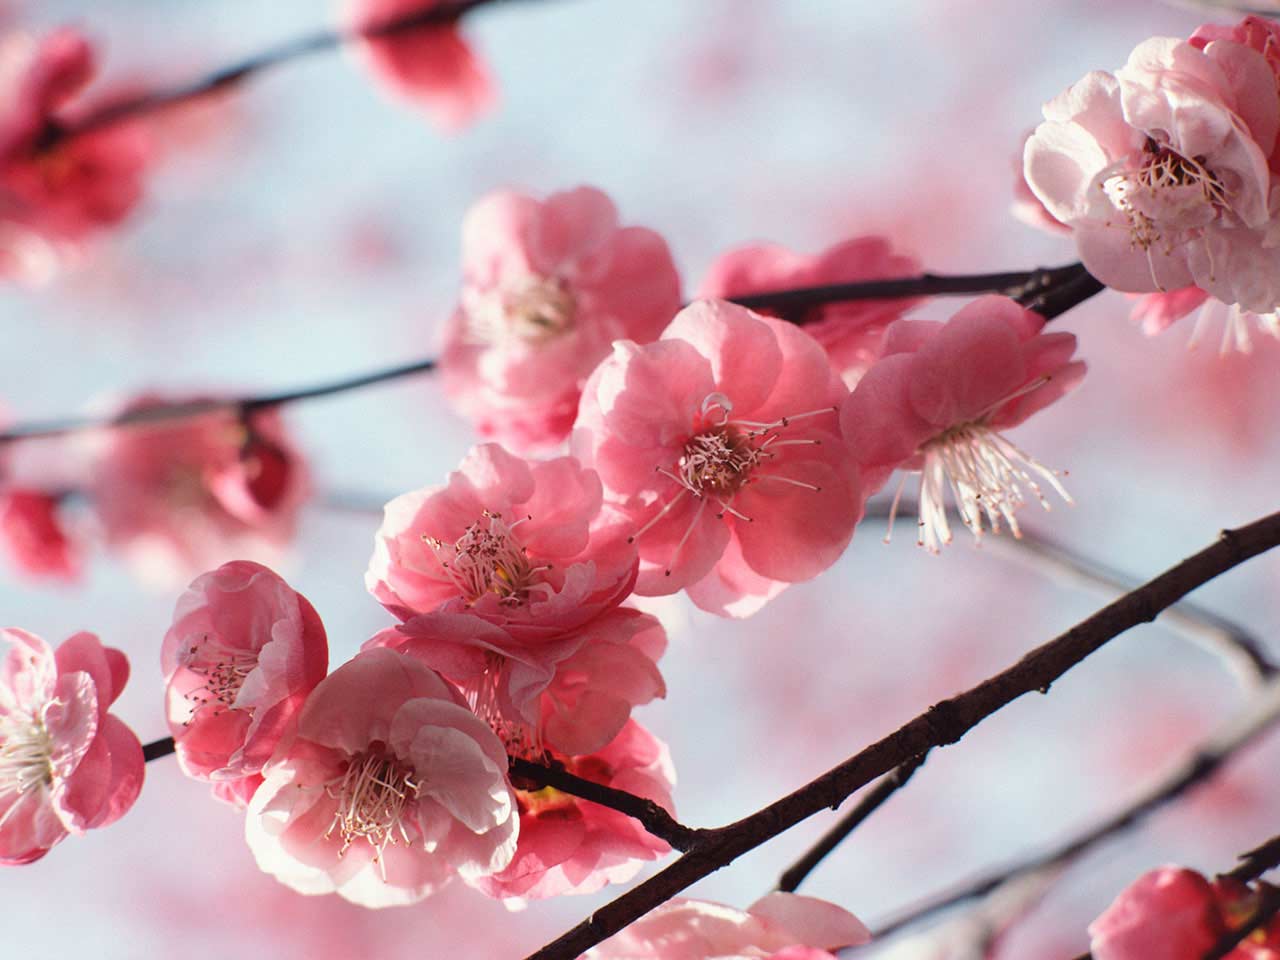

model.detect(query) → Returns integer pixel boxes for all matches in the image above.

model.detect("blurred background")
[4,0,1280,956]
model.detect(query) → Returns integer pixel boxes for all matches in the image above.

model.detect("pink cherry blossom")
[440,186,682,450]
[582,892,870,959]
[573,299,862,618]
[0,489,78,580]
[0,29,150,280]
[246,646,518,907]
[1089,867,1231,960]
[162,561,329,782]
[87,395,308,584]
[345,0,495,131]
[0,628,143,864]
[841,295,1085,552]
[699,235,921,387]
[471,718,674,903]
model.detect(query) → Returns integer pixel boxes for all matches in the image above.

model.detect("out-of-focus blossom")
[699,235,921,387]
[0,489,78,579]
[573,299,861,618]
[87,395,308,585]
[346,0,496,131]
[441,187,682,451]
[246,647,518,907]
[472,718,674,904]
[0,29,150,281]
[841,295,1084,552]
[582,892,870,958]
[0,628,142,864]
[162,561,329,782]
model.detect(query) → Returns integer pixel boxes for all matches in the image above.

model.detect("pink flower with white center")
[367,442,637,629]
[0,30,150,279]
[441,186,682,451]
[1024,28,1280,313]
[472,718,674,904]
[87,394,308,585]
[0,489,78,580]
[345,0,495,131]
[699,235,922,388]
[0,629,143,864]
[246,647,518,907]
[162,561,329,782]
[573,299,862,618]
[582,892,870,959]
[841,295,1085,553]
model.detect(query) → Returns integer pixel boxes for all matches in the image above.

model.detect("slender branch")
[142,736,176,762]
[522,510,1280,960]
[1225,834,1280,883]
[1017,263,1106,321]
[777,752,929,894]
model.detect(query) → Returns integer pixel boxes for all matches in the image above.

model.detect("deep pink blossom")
[0,489,78,579]
[0,628,142,864]
[346,0,495,131]
[162,561,329,782]
[88,395,308,584]
[441,187,682,450]
[471,718,674,903]
[582,892,870,958]
[246,647,518,907]
[699,236,921,387]
[573,299,861,618]
[841,295,1084,552]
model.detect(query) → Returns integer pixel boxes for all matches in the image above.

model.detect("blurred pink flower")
[87,395,308,585]
[162,561,329,782]
[346,0,495,131]
[441,186,682,450]
[573,299,861,618]
[841,295,1084,552]
[699,235,921,387]
[246,647,517,907]
[582,892,870,958]
[0,628,142,864]
[0,489,78,580]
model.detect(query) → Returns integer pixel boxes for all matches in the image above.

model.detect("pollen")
[178,634,259,720]
[423,511,551,607]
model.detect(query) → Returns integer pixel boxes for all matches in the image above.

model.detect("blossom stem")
[521,510,1280,960]
[142,736,176,762]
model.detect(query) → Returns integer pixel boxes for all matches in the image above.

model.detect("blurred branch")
[522,510,1280,960]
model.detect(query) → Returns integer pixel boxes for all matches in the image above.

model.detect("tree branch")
[522,510,1280,960]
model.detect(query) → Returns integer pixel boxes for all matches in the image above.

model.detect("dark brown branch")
[142,736,176,762]
[522,510,1280,960]
[1225,834,1280,883]
[1017,263,1106,320]
[777,752,929,894]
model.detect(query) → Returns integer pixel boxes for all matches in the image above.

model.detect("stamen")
[179,635,259,719]
[462,274,577,347]
[325,749,421,874]
[424,511,551,607]
[0,708,53,807]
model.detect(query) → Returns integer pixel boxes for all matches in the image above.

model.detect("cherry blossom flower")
[0,628,143,864]
[162,561,329,783]
[440,187,682,450]
[582,892,871,959]
[87,395,308,584]
[367,442,637,629]
[699,236,921,387]
[471,718,674,904]
[0,489,78,580]
[0,29,150,281]
[346,0,496,131]
[840,295,1084,553]
[246,647,518,907]
[573,299,862,618]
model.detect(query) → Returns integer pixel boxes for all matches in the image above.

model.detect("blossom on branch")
[441,186,682,450]
[0,489,79,580]
[0,628,143,864]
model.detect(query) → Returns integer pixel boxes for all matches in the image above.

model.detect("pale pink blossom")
[841,295,1084,552]
[0,628,143,864]
[582,892,870,959]
[1132,285,1280,353]
[699,236,921,387]
[441,186,682,450]
[246,646,518,907]
[88,395,308,584]
[346,0,495,131]
[1011,130,1069,234]
[573,299,862,618]
[471,718,674,903]
[162,561,329,782]
[0,489,78,579]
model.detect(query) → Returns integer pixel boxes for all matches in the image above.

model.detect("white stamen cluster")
[178,634,259,721]
[325,750,421,869]
[463,274,577,347]
[0,708,53,817]
[424,511,551,607]
[1190,298,1280,355]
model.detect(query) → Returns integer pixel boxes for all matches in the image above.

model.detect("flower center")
[178,635,258,720]
[0,708,53,802]
[424,510,551,607]
[325,747,421,861]
[464,274,577,347]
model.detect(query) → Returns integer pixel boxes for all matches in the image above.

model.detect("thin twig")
[522,511,1280,960]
